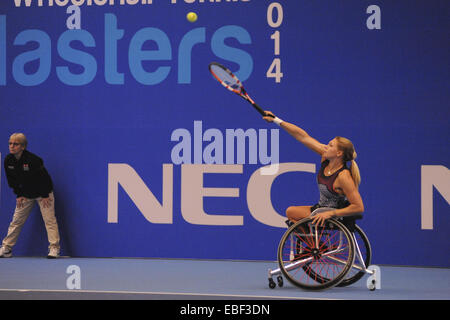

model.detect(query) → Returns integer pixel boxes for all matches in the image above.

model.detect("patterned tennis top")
[317,160,350,208]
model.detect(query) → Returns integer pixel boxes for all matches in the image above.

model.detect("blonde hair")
[335,136,361,188]
[9,133,28,148]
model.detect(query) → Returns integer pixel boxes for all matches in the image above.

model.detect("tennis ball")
[186,12,198,23]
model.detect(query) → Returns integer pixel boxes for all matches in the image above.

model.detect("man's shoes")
[47,247,60,259]
[0,246,61,258]
[0,246,12,258]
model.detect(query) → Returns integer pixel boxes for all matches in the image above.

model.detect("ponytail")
[350,159,361,188]
[336,137,361,188]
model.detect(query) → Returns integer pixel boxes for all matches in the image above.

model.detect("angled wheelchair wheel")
[277,217,355,290]
[337,225,372,287]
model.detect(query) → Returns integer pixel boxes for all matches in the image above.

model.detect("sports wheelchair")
[268,207,378,291]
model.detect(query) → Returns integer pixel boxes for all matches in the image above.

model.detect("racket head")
[208,62,244,95]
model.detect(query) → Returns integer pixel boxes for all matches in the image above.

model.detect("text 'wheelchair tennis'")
[268,207,380,291]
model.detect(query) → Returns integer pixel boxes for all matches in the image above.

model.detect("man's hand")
[40,197,52,208]
[16,197,27,208]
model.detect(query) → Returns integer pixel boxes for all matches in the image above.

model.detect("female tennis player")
[263,111,364,226]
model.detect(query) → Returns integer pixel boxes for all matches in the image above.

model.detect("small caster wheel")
[277,276,283,287]
[368,279,376,291]
[268,278,276,289]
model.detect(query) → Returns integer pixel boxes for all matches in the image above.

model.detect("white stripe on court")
[0,288,338,300]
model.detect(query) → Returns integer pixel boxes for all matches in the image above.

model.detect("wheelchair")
[268,207,378,291]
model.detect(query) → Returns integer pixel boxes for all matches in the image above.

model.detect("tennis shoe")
[0,246,12,258]
[47,247,60,259]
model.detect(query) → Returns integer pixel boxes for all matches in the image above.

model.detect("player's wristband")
[273,117,283,126]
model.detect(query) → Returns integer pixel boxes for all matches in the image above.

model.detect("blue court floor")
[0,257,448,300]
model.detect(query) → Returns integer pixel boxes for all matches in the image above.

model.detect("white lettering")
[66,265,81,289]
[181,164,243,225]
[107,163,173,223]
[267,2,283,28]
[107,162,317,227]
[170,121,279,166]
[14,0,153,7]
[225,128,258,164]
[180,304,214,317]
[171,128,191,164]
[366,5,381,30]
[66,5,81,30]
[247,162,316,227]
[421,165,450,230]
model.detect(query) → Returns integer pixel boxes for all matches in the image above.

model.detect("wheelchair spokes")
[277,218,355,290]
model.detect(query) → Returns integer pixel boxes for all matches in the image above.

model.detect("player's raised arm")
[263,111,326,156]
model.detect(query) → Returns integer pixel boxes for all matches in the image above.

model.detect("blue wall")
[0,0,448,267]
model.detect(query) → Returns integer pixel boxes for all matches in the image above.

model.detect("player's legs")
[286,205,312,223]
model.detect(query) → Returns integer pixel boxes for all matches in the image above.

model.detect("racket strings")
[210,65,242,92]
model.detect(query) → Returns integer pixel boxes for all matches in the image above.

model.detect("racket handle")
[253,102,275,118]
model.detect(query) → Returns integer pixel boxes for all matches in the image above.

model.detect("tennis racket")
[208,62,274,118]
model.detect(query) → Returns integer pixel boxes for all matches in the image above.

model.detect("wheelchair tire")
[277,217,355,290]
[337,225,372,287]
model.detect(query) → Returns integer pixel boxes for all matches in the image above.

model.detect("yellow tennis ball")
[187,12,198,23]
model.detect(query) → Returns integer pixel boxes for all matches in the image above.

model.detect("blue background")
[0,0,449,267]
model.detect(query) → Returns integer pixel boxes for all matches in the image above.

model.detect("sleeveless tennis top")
[317,160,350,208]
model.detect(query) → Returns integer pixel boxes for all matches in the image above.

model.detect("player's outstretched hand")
[263,111,275,122]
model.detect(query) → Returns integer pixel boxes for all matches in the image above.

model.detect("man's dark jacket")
[4,150,53,199]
